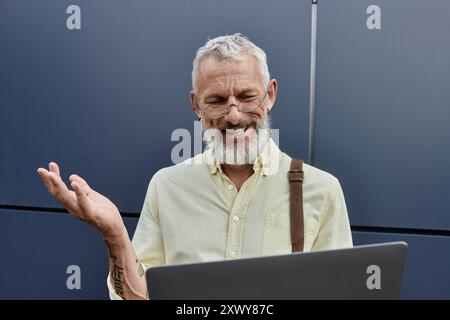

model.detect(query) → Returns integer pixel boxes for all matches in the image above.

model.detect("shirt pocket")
[261,211,321,255]
[261,211,291,256]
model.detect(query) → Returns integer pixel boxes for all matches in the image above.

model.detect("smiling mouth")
[221,125,252,136]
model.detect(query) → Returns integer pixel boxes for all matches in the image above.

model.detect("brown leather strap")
[288,158,304,252]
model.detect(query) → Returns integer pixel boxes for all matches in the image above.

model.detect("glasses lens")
[205,105,227,118]
[239,99,260,112]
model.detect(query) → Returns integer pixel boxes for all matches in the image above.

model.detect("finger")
[49,162,61,177]
[71,181,93,213]
[38,169,59,194]
[47,171,68,193]
[69,174,92,194]
[47,172,77,207]
[39,170,78,211]
[37,168,53,193]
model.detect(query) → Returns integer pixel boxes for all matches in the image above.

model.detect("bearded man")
[37,34,352,300]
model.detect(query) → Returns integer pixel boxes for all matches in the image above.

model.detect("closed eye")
[205,97,226,105]
[239,95,258,102]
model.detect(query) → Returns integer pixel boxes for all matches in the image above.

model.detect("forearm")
[104,228,147,300]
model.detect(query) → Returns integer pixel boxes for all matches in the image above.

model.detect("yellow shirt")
[108,139,352,299]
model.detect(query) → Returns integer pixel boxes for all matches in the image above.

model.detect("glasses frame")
[198,86,270,119]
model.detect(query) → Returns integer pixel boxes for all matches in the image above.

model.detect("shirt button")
[230,250,236,257]
[233,216,239,222]
[227,184,234,191]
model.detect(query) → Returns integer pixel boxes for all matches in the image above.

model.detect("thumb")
[71,181,92,212]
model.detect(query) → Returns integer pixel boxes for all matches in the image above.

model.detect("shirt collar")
[203,138,281,176]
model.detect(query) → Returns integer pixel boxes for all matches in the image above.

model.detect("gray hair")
[192,33,270,91]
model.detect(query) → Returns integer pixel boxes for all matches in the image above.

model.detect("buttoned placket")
[219,170,261,259]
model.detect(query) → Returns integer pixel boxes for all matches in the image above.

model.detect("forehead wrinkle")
[196,53,264,96]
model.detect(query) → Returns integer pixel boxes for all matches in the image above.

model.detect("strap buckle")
[288,169,303,183]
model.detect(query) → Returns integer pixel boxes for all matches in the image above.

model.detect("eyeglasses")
[198,87,269,119]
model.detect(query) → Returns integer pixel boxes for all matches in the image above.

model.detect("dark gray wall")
[314,0,450,230]
[0,0,311,213]
[0,209,138,299]
[353,231,450,299]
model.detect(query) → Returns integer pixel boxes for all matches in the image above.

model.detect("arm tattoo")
[110,255,125,296]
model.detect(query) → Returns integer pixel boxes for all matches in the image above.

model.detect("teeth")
[225,127,247,136]
[234,128,245,135]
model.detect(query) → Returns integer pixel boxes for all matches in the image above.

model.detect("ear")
[190,90,203,119]
[266,78,278,112]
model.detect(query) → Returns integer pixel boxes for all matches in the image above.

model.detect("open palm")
[37,162,124,237]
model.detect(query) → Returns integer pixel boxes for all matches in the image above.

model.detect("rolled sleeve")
[312,178,353,251]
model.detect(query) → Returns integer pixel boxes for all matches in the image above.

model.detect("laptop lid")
[146,241,408,300]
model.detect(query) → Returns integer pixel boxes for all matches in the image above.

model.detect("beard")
[203,114,272,166]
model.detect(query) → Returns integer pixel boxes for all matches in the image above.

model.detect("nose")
[224,96,241,125]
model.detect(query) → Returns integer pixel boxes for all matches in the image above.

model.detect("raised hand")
[37,162,125,238]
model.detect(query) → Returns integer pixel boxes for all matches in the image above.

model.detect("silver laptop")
[146,242,408,300]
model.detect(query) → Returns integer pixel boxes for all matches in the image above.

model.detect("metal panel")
[0,209,138,299]
[314,0,450,229]
[0,0,311,214]
[353,231,450,299]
